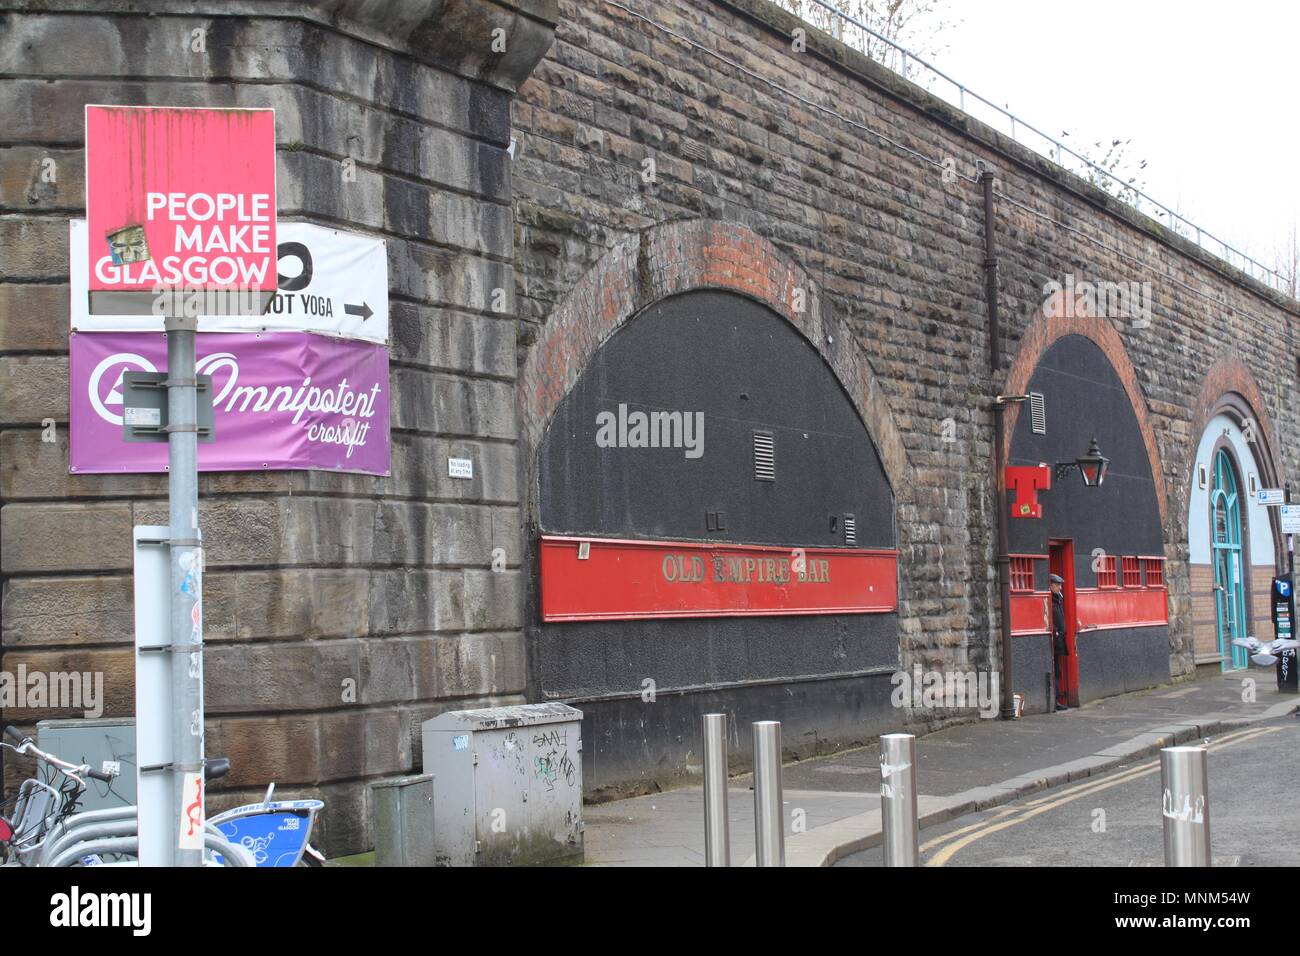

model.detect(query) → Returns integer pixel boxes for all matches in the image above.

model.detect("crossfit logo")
[87,352,156,426]
[86,351,239,425]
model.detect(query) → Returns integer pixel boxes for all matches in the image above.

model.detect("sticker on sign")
[1282,505,1300,534]
[1258,488,1286,506]
[124,406,161,427]
[70,220,388,344]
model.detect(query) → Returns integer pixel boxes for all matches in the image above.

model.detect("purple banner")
[70,331,390,475]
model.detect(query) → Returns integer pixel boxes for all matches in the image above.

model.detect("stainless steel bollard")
[702,713,730,867]
[752,721,785,867]
[1161,746,1211,867]
[880,733,919,867]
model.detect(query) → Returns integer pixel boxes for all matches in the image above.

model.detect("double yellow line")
[923,726,1280,867]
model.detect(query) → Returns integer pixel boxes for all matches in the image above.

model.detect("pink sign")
[69,332,390,475]
[84,106,277,314]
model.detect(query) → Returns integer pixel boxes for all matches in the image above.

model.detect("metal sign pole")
[1287,481,1293,580]
[165,316,205,867]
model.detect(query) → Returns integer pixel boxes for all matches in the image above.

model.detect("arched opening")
[526,288,899,792]
[1209,447,1250,670]
[1005,333,1169,708]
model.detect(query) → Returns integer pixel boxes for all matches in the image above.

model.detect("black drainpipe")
[981,164,1020,720]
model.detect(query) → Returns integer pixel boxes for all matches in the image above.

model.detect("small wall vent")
[1029,392,1046,435]
[753,430,775,482]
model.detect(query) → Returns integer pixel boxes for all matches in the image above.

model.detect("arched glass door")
[1211,449,1249,670]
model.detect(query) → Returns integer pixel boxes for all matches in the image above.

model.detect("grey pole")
[752,720,784,867]
[1161,746,1210,867]
[702,713,730,867]
[165,317,205,867]
[880,733,919,867]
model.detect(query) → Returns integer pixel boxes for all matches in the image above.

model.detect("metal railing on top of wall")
[770,0,1295,298]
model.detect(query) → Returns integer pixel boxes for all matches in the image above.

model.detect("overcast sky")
[905,0,1299,271]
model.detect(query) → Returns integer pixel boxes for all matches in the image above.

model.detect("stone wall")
[0,0,557,855]
[510,0,1300,751]
[3,0,1299,854]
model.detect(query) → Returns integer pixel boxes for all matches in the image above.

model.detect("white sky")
[911,0,1299,269]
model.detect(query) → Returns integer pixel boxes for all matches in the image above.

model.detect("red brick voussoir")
[517,218,910,494]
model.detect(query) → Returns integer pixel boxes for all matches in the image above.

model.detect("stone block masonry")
[3,0,1299,854]
[0,0,559,856]
[510,0,1300,780]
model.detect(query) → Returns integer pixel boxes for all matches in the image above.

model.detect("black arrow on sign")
[344,302,374,321]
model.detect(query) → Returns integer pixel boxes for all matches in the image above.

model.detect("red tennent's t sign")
[540,536,899,622]
[84,105,277,315]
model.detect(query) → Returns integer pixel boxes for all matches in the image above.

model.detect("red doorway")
[1048,539,1079,707]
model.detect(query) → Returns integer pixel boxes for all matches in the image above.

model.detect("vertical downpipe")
[982,167,1016,720]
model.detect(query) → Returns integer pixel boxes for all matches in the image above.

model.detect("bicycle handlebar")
[3,725,25,743]
[7,736,98,786]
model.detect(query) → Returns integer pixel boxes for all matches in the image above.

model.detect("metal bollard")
[702,713,730,867]
[752,721,785,867]
[880,733,919,867]
[1161,746,1211,867]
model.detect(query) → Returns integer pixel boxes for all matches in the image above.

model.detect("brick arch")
[1188,356,1282,499]
[1000,303,1168,526]
[1186,356,1284,564]
[517,219,909,497]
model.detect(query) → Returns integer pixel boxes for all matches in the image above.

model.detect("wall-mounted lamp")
[1054,436,1110,488]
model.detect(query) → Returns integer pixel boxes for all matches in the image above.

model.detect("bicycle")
[0,723,312,868]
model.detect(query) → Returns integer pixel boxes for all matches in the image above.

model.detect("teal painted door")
[1211,449,1250,670]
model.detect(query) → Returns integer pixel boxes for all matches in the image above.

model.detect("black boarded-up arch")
[1007,333,1169,707]
[538,289,894,547]
[528,288,899,792]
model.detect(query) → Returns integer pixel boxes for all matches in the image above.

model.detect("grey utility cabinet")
[37,718,135,813]
[370,773,435,867]
[421,703,583,866]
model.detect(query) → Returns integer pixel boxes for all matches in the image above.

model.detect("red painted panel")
[1013,586,1169,636]
[1075,587,1169,630]
[540,536,898,622]
[1010,593,1050,635]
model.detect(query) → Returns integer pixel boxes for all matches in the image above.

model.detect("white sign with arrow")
[71,220,388,344]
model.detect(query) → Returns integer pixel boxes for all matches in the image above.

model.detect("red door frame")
[1048,539,1079,706]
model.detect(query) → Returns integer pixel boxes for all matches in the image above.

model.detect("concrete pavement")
[581,671,1299,866]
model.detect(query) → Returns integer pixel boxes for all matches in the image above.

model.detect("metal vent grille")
[752,431,775,481]
[843,513,856,546]
[1029,392,1046,435]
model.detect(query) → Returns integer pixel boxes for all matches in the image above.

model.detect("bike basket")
[210,800,323,867]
